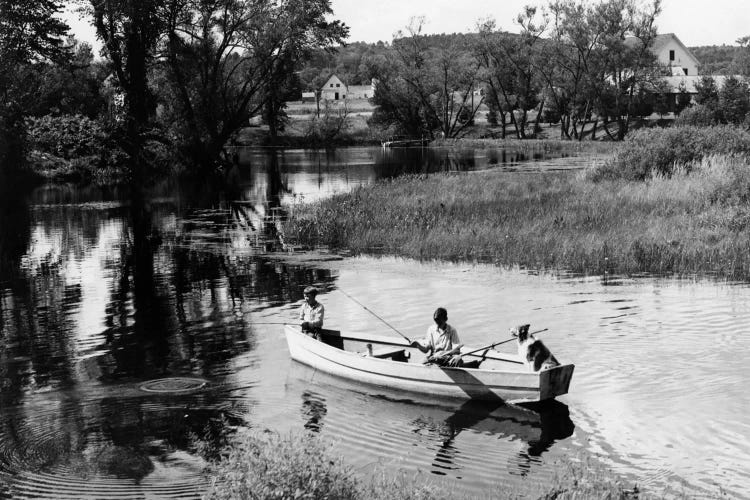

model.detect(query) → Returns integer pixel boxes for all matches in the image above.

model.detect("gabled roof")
[626,33,700,67]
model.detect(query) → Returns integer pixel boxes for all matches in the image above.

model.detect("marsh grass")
[202,431,452,500]
[282,154,750,279]
[432,137,616,155]
[202,431,686,499]
[590,126,750,181]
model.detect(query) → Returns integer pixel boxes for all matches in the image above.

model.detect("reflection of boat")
[285,326,574,403]
[287,362,575,484]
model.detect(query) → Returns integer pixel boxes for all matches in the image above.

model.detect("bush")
[23,114,166,184]
[674,104,719,127]
[203,431,454,500]
[586,126,750,181]
[204,431,359,500]
[26,114,106,160]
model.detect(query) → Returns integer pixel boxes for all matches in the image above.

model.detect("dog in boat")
[512,324,560,372]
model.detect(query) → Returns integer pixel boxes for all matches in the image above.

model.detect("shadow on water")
[288,361,575,486]
[414,399,574,477]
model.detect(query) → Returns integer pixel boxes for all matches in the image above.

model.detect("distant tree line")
[690,42,750,76]
[0,0,347,183]
[352,0,667,141]
[297,1,750,142]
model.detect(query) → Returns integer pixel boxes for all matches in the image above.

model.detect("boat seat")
[367,346,410,362]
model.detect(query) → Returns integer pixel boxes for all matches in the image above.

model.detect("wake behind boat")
[285,326,574,404]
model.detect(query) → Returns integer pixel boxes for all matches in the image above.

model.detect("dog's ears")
[509,324,531,337]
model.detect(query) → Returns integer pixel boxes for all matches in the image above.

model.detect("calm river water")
[0,146,747,499]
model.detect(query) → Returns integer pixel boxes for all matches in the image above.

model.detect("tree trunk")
[532,99,544,138]
[617,116,629,140]
[510,111,522,139]
[578,120,586,142]
[571,118,579,140]
[602,118,617,141]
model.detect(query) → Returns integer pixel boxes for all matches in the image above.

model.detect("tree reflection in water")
[0,158,338,494]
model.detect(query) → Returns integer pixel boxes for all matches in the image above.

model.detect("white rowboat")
[285,326,574,404]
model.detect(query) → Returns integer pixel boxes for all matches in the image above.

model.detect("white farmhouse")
[627,33,700,76]
[650,33,700,76]
[319,75,376,101]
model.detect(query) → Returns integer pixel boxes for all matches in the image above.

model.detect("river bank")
[281,153,750,280]
[203,431,657,499]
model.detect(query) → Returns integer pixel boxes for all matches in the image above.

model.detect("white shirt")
[421,323,460,353]
[299,301,324,328]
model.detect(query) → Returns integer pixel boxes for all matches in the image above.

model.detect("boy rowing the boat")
[300,286,325,339]
[411,307,464,367]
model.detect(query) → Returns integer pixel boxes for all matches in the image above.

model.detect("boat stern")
[539,364,575,400]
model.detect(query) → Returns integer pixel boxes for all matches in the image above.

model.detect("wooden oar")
[460,328,549,357]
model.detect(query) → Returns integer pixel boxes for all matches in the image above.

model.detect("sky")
[66,0,749,49]
[329,0,749,46]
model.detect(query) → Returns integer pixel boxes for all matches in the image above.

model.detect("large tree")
[475,11,546,140]
[160,0,347,168]
[718,75,750,125]
[87,0,163,180]
[374,18,483,140]
[586,0,663,139]
[0,0,69,172]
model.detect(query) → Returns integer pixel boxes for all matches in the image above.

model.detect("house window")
[683,68,688,75]
[669,50,675,61]
[336,83,340,87]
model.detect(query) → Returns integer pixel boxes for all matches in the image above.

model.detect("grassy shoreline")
[281,154,750,280]
[203,431,661,499]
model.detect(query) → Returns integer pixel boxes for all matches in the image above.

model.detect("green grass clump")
[204,431,358,499]
[202,431,698,499]
[282,154,750,279]
[590,125,750,181]
[203,431,451,500]
[538,457,644,499]
[433,137,615,154]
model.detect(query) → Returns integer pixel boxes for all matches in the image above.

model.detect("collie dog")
[512,324,560,372]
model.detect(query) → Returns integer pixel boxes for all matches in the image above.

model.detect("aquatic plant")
[202,431,450,500]
[588,125,750,181]
[433,137,615,154]
[282,154,750,279]
[202,430,691,499]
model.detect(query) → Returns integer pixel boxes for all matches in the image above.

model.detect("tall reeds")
[283,154,750,279]
[202,431,664,499]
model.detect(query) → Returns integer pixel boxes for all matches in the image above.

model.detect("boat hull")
[285,326,574,404]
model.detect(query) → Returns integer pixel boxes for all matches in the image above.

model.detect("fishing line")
[336,287,412,343]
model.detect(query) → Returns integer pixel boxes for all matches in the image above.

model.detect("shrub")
[204,431,359,500]
[24,114,171,184]
[203,431,453,500]
[26,114,106,160]
[673,104,719,127]
[586,126,750,181]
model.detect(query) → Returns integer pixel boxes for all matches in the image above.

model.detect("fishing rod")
[461,328,549,357]
[247,322,295,325]
[336,288,412,343]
